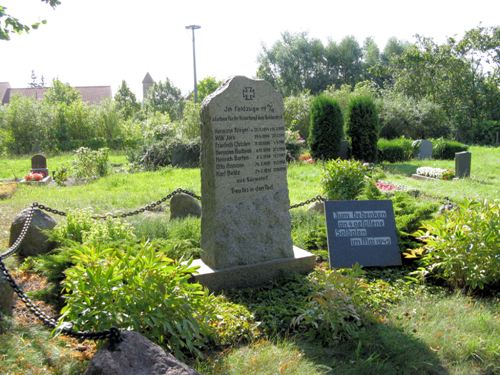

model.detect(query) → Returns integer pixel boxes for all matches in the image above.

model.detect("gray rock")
[9,208,57,257]
[307,201,325,214]
[84,331,200,375]
[170,193,201,220]
[0,275,14,316]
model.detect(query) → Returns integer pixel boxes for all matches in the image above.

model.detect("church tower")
[142,73,154,101]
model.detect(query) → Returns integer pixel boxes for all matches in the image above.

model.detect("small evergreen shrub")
[377,138,413,162]
[347,95,379,163]
[416,199,500,291]
[322,159,367,200]
[431,138,468,160]
[308,95,344,160]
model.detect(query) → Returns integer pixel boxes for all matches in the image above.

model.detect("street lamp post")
[185,24,201,103]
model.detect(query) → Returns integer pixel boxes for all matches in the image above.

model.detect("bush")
[377,137,413,162]
[170,138,200,167]
[309,95,344,160]
[416,200,500,291]
[59,241,214,358]
[470,120,500,146]
[284,91,313,140]
[431,138,468,160]
[292,268,364,344]
[72,147,109,179]
[322,159,367,200]
[347,95,379,162]
[378,91,450,140]
[285,129,304,161]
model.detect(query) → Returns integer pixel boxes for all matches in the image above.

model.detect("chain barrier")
[289,195,326,210]
[1,188,323,343]
[0,203,37,260]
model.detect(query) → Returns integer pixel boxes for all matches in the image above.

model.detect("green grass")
[0,152,128,180]
[382,146,500,201]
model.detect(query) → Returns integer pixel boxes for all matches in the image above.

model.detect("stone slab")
[191,246,315,290]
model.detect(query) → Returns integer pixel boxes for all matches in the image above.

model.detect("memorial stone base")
[191,246,315,290]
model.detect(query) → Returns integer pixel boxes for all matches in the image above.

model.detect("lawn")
[0,149,498,375]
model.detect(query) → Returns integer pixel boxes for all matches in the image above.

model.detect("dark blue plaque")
[325,200,401,268]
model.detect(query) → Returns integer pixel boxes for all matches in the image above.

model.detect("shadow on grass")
[295,322,448,375]
[382,164,418,176]
[223,272,448,375]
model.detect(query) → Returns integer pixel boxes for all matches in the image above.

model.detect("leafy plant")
[292,268,364,345]
[52,165,70,186]
[59,241,214,359]
[309,94,344,160]
[285,129,304,161]
[347,95,379,162]
[72,147,109,179]
[322,159,367,200]
[415,199,500,291]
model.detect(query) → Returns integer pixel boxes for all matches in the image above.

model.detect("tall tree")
[114,80,139,120]
[257,32,329,96]
[196,76,222,103]
[44,79,81,105]
[0,0,60,40]
[144,78,184,121]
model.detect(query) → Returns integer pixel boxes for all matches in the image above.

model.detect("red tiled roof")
[1,84,112,105]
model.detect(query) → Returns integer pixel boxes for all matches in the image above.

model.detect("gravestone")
[455,151,471,178]
[31,154,49,177]
[325,200,401,268]
[192,76,314,290]
[415,139,433,159]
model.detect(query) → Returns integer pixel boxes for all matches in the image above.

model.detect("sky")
[1,0,499,100]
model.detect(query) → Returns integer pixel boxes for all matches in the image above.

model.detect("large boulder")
[0,275,14,316]
[84,331,200,375]
[9,208,57,257]
[170,193,201,220]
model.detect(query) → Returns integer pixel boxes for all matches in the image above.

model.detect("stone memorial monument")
[455,151,471,178]
[31,154,49,177]
[191,76,314,290]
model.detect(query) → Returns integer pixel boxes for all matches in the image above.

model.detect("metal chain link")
[289,195,326,210]
[0,203,37,260]
[36,188,201,219]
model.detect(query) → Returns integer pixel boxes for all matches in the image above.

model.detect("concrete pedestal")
[191,246,315,290]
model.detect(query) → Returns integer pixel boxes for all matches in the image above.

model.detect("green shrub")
[284,91,313,140]
[50,209,135,246]
[169,138,200,167]
[291,210,327,251]
[322,159,367,200]
[470,120,500,146]
[416,200,500,291]
[285,129,304,161]
[59,241,214,359]
[377,137,413,162]
[347,95,379,162]
[431,138,468,160]
[292,268,364,344]
[72,147,109,179]
[309,95,344,160]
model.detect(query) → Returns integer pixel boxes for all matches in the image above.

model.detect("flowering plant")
[416,167,454,180]
[375,181,398,191]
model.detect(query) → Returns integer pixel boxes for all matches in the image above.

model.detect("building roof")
[0,84,112,105]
